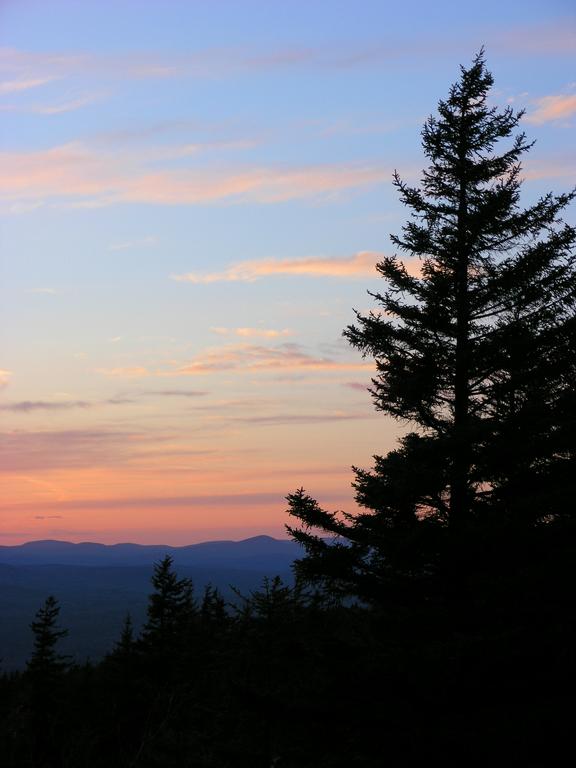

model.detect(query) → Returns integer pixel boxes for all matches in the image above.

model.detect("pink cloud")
[342,381,370,391]
[0,428,145,471]
[95,343,372,379]
[168,343,373,376]
[522,157,576,181]
[2,24,574,86]
[118,165,386,206]
[0,77,55,94]
[0,400,91,413]
[229,411,371,426]
[0,142,387,208]
[210,327,293,338]
[141,389,209,398]
[527,94,576,124]
[96,366,150,379]
[0,47,178,81]
[172,251,398,283]
[0,398,133,413]
[33,92,104,115]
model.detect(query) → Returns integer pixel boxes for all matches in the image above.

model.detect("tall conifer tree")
[287,51,576,599]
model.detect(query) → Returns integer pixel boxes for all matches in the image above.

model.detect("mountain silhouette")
[0,535,300,569]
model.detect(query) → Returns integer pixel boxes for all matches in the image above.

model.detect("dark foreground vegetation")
[1,542,575,767]
[2,51,575,765]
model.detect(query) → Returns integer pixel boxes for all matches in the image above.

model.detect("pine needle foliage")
[287,51,576,600]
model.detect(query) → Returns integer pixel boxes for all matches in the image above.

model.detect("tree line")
[1,51,575,766]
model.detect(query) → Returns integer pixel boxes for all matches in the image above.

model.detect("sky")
[1,0,575,545]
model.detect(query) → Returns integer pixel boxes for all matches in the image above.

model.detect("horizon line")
[0,533,296,549]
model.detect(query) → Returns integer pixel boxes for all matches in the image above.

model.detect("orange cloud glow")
[172,251,394,283]
[210,327,293,338]
[0,369,13,388]
[527,94,576,124]
[96,366,150,379]
[0,424,377,544]
[0,142,387,208]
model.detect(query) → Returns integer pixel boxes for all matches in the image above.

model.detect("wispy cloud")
[527,93,576,124]
[229,411,371,426]
[0,400,91,413]
[0,76,55,94]
[342,381,370,391]
[5,201,45,215]
[0,142,387,209]
[0,369,13,388]
[28,287,57,295]
[0,428,144,471]
[6,492,288,512]
[492,22,576,56]
[210,327,293,338]
[168,342,373,376]
[96,366,150,379]
[173,251,388,284]
[0,93,105,116]
[0,398,135,413]
[2,24,574,86]
[32,92,104,115]
[0,47,179,81]
[95,343,372,379]
[142,389,210,398]
[522,157,576,180]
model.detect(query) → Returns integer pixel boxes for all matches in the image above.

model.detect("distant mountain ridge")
[0,535,301,569]
[0,536,301,670]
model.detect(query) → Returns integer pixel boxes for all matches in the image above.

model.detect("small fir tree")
[114,612,136,656]
[200,584,227,628]
[142,555,196,649]
[27,595,69,679]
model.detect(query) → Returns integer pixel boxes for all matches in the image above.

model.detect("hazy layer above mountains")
[0,536,300,671]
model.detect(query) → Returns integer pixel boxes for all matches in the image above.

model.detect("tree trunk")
[450,132,471,529]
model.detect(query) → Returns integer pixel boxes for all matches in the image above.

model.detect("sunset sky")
[1,0,575,544]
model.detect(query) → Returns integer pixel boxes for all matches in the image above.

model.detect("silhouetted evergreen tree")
[24,596,70,768]
[142,555,196,651]
[200,584,227,625]
[107,612,138,666]
[27,595,69,679]
[287,51,576,600]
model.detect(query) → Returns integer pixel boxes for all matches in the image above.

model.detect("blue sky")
[1,0,574,543]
